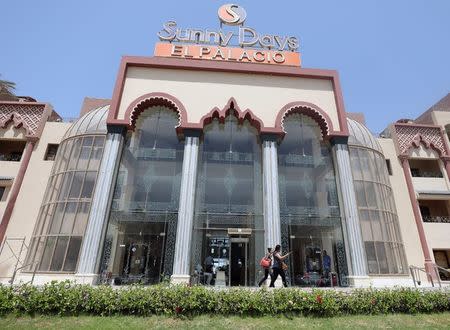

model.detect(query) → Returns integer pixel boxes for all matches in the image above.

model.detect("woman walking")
[258,247,273,287]
[269,244,291,287]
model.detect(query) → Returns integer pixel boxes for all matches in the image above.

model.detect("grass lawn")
[0,313,449,329]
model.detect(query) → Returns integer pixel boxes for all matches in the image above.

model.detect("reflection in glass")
[99,107,182,285]
[191,115,263,287]
[349,147,407,274]
[278,114,348,287]
[26,134,105,272]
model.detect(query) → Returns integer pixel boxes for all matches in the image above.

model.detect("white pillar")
[262,136,283,287]
[76,132,124,283]
[333,142,370,286]
[262,138,282,250]
[171,135,200,284]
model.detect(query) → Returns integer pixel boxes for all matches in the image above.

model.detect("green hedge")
[0,281,449,317]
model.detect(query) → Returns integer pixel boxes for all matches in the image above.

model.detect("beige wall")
[0,123,27,140]
[378,138,425,269]
[412,177,449,192]
[424,223,450,249]
[0,162,21,181]
[408,144,439,159]
[118,67,341,131]
[0,122,70,283]
[432,111,450,127]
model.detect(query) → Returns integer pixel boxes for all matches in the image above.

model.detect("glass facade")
[191,115,263,286]
[26,135,105,272]
[349,146,408,274]
[25,99,410,286]
[99,107,183,285]
[278,114,348,287]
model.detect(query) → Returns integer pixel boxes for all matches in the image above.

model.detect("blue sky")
[1,0,449,133]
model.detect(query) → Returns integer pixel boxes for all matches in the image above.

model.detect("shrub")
[0,281,448,317]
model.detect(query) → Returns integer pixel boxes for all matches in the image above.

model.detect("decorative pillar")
[0,140,35,245]
[441,156,450,182]
[262,135,282,251]
[171,132,200,284]
[399,155,435,280]
[332,141,370,286]
[76,130,124,283]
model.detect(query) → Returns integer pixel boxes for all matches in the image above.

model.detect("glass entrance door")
[104,220,173,285]
[121,233,165,284]
[285,224,346,287]
[229,237,248,286]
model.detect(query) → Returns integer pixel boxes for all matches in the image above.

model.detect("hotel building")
[0,6,449,288]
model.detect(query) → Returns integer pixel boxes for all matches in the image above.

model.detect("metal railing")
[0,237,33,286]
[411,170,443,178]
[434,264,450,283]
[409,265,434,287]
[409,264,450,288]
[422,216,450,223]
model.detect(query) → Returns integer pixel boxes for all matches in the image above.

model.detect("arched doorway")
[191,114,263,286]
[99,106,183,285]
[278,113,348,287]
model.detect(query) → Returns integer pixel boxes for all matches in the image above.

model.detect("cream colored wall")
[412,177,449,192]
[424,223,450,250]
[408,144,439,159]
[431,111,450,127]
[378,138,424,269]
[0,122,71,283]
[118,67,341,131]
[0,161,21,179]
[0,123,27,140]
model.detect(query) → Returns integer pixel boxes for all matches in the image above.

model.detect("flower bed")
[0,281,448,317]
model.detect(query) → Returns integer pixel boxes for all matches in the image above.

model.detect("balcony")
[0,140,26,162]
[410,159,443,178]
[409,159,449,191]
[419,200,450,223]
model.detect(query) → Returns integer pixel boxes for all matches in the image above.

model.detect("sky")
[1,0,449,133]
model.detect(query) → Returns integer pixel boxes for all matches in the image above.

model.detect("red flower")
[175,306,183,314]
[316,295,323,304]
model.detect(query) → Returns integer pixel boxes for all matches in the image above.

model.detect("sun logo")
[218,4,247,26]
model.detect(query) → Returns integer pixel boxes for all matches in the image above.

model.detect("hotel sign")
[155,4,301,66]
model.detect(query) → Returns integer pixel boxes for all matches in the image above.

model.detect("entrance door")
[229,237,248,286]
[119,231,166,284]
[287,225,338,287]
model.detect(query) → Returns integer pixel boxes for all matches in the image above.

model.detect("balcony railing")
[0,153,22,162]
[411,170,443,178]
[422,215,450,223]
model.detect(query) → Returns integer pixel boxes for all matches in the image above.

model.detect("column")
[171,133,200,284]
[262,136,282,250]
[0,140,35,244]
[399,155,436,281]
[441,156,450,182]
[76,131,124,283]
[333,142,370,286]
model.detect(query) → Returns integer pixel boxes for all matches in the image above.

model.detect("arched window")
[191,114,263,286]
[99,106,183,285]
[278,113,348,286]
[25,106,108,273]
